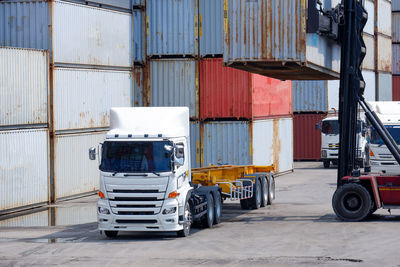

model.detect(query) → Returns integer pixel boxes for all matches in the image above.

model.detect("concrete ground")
[1,162,400,266]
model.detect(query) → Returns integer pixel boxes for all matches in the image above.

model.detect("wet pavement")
[1,162,400,266]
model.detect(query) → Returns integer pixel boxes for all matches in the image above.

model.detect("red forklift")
[309,0,400,221]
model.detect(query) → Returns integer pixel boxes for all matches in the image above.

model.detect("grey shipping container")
[393,44,400,75]
[146,0,198,57]
[394,1,400,11]
[133,9,145,63]
[223,0,341,80]
[293,80,328,112]
[199,0,223,56]
[133,67,148,107]
[190,121,201,168]
[393,13,400,43]
[377,72,392,100]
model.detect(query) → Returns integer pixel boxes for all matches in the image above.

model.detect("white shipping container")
[377,0,392,36]
[53,0,132,67]
[54,132,105,199]
[55,204,97,226]
[0,47,48,127]
[363,70,376,101]
[328,80,339,112]
[377,35,392,72]
[362,34,375,71]
[53,68,132,131]
[0,129,49,211]
[364,0,375,35]
[253,118,293,173]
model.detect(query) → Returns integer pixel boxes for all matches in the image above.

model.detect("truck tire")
[202,193,214,228]
[240,199,249,210]
[267,175,275,205]
[323,160,330,168]
[104,231,118,238]
[332,183,372,222]
[250,178,261,209]
[177,199,192,237]
[212,191,222,225]
[260,175,268,207]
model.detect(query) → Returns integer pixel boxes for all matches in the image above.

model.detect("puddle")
[0,203,97,227]
[28,237,88,243]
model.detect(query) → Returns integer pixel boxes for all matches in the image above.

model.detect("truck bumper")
[97,199,183,232]
[371,160,400,175]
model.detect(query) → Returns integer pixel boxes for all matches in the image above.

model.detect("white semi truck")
[89,107,275,238]
[367,101,400,175]
[319,116,368,168]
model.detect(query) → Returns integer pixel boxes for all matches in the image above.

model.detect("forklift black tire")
[212,191,222,225]
[240,199,249,210]
[202,193,214,228]
[251,178,262,209]
[260,175,268,207]
[104,230,118,238]
[332,183,372,222]
[323,160,330,168]
[267,175,275,205]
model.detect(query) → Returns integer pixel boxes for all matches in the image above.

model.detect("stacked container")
[0,0,134,211]
[393,3,400,100]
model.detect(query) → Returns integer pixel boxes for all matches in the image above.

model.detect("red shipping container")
[200,58,292,120]
[393,76,400,101]
[293,113,326,160]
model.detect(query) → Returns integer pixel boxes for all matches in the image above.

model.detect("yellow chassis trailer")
[191,165,275,201]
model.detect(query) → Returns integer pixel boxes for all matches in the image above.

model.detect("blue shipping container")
[199,0,223,56]
[293,80,328,112]
[190,121,201,168]
[133,9,145,63]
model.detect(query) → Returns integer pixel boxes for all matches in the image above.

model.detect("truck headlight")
[98,207,110,214]
[162,207,177,215]
[321,150,327,158]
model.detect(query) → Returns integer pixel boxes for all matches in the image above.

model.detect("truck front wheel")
[323,160,330,168]
[177,200,192,237]
[332,183,372,222]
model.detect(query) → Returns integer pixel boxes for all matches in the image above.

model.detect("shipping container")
[0,1,132,67]
[292,80,327,112]
[327,80,339,111]
[0,47,48,127]
[146,0,198,57]
[393,44,400,75]
[293,113,326,160]
[377,34,392,72]
[133,0,145,6]
[394,1,400,11]
[133,67,148,107]
[149,59,198,119]
[392,13,400,43]
[54,132,105,199]
[133,9,145,63]
[393,76,400,101]
[377,0,392,36]
[362,70,377,101]
[377,72,393,100]
[199,58,292,119]
[63,0,133,12]
[362,34,375,71]
[364,0,375,36]
[190,121,201,168]
[0,129,49,212]
[223,0,341,80]
[201,118,294,173]
[53,68,132,132]
[199,0,223,56]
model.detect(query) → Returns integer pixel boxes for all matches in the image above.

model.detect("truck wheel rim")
[263,179,268,202]
[269,178,275,200]
[184,202,192,232]
[257,184,261,205]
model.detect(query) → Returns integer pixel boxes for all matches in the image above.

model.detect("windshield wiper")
[124,173,148,177]
[152,172,161,176]
[112,172,118,176]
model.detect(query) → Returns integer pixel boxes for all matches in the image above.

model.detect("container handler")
[89,107,275,237]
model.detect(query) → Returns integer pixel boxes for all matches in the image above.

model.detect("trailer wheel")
[332,183,372,222]
[177,199,192,237]
[267,175,275,205]
[104,231,118,238]
[212,191,222,225]
[202,193,214,228]
[260,175,268,207]
[323,160,330,168]
[251,178,261,209]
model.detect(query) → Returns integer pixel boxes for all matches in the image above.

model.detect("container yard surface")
[1,162,400,266]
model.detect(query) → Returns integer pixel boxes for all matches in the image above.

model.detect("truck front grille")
[116,219,157,224]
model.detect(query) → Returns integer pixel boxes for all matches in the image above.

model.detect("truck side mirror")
[89,147,96,160]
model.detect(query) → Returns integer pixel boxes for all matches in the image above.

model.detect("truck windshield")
[100,141,173,173]
[322,120,363,135]
[370,126,400,145]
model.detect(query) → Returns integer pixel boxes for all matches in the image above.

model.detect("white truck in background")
[367,101,400,175]
[89,107,275,238]
[319,116,368,169]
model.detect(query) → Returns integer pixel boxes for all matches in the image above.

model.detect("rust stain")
[272,119,281,173]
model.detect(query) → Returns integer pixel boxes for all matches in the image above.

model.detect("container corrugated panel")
[328,80,339,111]
[199,0,223,56]
[65,0,133,11]
[54,132,105,199]
[133,67,147,107]
[362,70,376,101]
[201,121,250,166]
[377,72,392,100]
[55,204,97,226]
[393,44,400,75]
[133,10,145,63]
[362,34,375,71]
[0,129,49,211]
[149,59,198,119]
[394,1,400,11]
[377,0,391,36]
[377,35,392,72]
[133,0,145,6]
[0,47,48,127]
[53,0,132,67]
[393,13,400,43]
[364,0,375,35]
[0,210,49,227]
[393,76,400,101]
[252,117,293,173]
[292,80,327,112]
[0,1,49,50]
[293,114,326,160]
[223,0,340,80]
[53,68,132,131]
[190,121,201,168]
[146,0,197,56]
